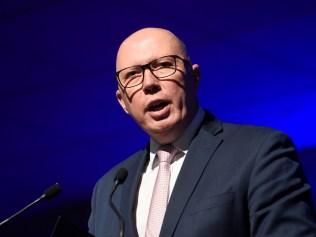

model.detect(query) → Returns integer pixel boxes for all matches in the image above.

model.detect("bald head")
[116,28,189,71]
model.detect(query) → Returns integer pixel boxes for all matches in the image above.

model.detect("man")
[88,28,316,237]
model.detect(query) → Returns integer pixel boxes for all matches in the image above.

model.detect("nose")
[142,68,161,94]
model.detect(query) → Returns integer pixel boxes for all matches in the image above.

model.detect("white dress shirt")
[136,108,205,237]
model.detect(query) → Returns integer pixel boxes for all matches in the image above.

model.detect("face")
[116,29,200,144]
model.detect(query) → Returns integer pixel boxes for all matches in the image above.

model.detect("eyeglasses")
[116,55,189,88]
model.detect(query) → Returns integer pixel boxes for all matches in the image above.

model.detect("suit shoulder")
[222,122,292,141]
[202,111,292,143]
[217,122,296,155]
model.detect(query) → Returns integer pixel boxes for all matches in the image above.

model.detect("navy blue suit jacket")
[89,113,316,236]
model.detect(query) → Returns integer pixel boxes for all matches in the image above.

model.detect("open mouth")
[147,100,169,112]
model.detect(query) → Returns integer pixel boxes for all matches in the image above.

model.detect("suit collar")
[160,111,223,236]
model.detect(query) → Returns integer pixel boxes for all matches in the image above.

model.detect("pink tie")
[145,145,178,237]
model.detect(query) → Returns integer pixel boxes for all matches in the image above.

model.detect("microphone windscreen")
[43,183,61,199]
[114,168,128,184]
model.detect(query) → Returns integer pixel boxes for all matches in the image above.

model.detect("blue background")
[1,0,315,236]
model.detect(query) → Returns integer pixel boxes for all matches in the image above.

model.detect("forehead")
[116,33,185,70]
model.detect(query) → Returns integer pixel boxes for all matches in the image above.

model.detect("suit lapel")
[160,115,223,236]
[120,148,149,237]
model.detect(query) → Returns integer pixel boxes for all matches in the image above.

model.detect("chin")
[146,118,182,143]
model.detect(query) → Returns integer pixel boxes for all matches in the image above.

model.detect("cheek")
[124,96,145,120]
[122,88,141,111]
[170,86,186,106]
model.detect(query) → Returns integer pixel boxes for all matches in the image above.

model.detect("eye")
[151,57,175,70]
[122,67,142,80]
[126,70,137,78]
[159,61,174,68]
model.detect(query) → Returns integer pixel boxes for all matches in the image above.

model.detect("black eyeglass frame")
[115,55,190,88]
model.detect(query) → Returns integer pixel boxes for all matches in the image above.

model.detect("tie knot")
[156,144,178,164]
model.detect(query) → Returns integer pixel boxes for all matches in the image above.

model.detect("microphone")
[0,183,61,227]
[109,168,128,237]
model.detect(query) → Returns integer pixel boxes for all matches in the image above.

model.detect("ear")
[191,64,200,85]
[116,89,129,114]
